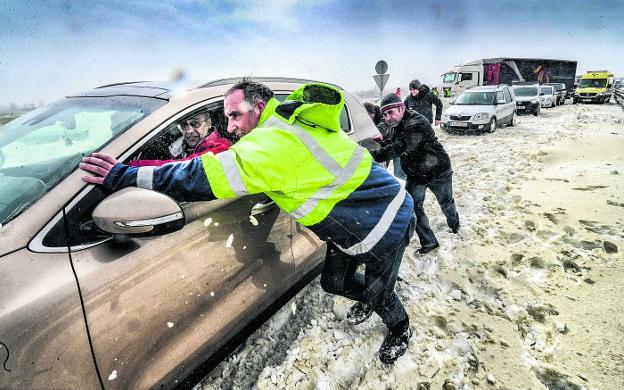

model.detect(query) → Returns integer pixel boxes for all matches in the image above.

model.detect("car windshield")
[454,91,495,105]
[578,79,607,88]
[512,87,539,97]
[552,84,564,91]
[540,86,554,94]
[0,95,166,226]
[442,72,457,83]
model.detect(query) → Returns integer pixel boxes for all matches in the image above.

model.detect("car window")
[496,91,504,101]
[513,86,539,96]
[503,88,512,103]
[460,72,473,81]
[0,96,165,226]
[454,91,495,105]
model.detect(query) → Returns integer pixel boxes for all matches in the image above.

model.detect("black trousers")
[320,216,415,328]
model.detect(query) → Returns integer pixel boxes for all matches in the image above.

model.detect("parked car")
[543,82,567,105]
[540,85,557,108]
[511,84,541,116]
[0,77,380,389]
[441,85,516,133]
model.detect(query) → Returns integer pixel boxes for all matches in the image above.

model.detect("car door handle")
[251,197,277,216]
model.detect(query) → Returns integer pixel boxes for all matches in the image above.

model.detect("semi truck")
[441,58,578,96]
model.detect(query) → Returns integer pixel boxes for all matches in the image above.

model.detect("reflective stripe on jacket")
[104,83,413,257]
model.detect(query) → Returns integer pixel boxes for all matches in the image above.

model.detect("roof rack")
[95,81,151,89]
[198,76,342,90]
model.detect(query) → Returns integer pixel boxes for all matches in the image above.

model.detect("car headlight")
[596,93,604,96]
[531,100,538,104]
[472,112,489,121]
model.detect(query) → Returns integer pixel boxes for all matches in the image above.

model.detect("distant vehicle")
[540,85,557,108]
[543,82,567,105]
[0,77,380,389]
[441,85,516,133]
[441,58,577,96]
[573,70,615,104]
[511,84,541,116]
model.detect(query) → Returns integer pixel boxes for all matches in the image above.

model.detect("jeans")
[405,168,459,247]
[320,215,415,328]
[393,157,407,180]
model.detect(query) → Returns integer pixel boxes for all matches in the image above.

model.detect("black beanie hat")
[409,79,422,89]
[380,93,404,112]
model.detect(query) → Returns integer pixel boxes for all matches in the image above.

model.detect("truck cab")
[573,70,615,104]
[441,61,483,96]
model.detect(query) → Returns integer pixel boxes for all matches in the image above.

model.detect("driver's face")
[178,114,211,147]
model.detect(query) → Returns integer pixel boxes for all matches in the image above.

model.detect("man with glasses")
[130,110,232,167]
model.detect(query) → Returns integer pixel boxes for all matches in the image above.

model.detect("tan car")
[0,78,379,389]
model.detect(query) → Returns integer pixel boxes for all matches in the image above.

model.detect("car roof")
[466,85,505,92]
[67,77,344,100]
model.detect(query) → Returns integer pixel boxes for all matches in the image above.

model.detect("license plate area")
[450,121,468,127]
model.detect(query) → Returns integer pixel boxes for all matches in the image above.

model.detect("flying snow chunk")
[210,291,215,297]
[167,322,174,328]
[291,302,297,315]
[226,234,234,248]
[108,370,118,381]
[203,218,213,227]
[249,215,259,226]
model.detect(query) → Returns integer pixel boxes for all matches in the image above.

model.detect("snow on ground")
[196,100,624,390]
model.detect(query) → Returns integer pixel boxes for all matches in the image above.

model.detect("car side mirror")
[92,187,185,236]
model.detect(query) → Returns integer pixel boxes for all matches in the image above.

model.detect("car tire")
[560,97,565,105]
[573,99,577,104]
[508,113,515,127]
[487,117,497,133]
[533,106,540,116]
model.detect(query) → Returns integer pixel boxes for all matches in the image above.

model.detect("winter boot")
[416,242,439,255]
[346,302,374,325]
[378,319,412,364]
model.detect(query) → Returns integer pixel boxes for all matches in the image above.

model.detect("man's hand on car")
[80,152,119,185]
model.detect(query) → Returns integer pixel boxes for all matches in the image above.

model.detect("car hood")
[515,96,539,102]
[446,105,495,116]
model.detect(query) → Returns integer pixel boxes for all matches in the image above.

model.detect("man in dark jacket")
[371,93,460,254]
[404,79,443,126]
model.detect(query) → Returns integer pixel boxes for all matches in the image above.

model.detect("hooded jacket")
[403,84,443,124]
[370,109,451,183]
[103,83,413,260]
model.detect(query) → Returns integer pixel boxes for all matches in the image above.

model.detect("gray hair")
[225,78,274,111]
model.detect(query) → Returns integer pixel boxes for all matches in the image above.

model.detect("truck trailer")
[441,58,578,96]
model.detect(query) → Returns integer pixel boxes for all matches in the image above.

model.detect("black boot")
[416,242,439,255]
[346,301,374,325]
[379,319,412,364]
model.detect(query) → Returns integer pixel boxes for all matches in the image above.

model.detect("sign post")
[374,60,389,100]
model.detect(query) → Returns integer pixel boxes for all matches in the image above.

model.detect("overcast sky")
[1,0,622,105]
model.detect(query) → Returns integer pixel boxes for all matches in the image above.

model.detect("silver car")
[441,85,516,133]
[0,77,379,389]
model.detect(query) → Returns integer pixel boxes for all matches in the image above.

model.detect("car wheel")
[573,98,577,104]
[508,113,515,127]
[533,106,540,116]
[560,97,565,105]
[487,117,497,133]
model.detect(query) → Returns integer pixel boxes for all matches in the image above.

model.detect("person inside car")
[129,110,232,167]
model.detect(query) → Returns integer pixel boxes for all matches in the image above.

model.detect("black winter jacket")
[403,85,443,124]
[370,110,451,183]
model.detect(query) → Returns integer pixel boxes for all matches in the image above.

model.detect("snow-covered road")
[197,100,624,390]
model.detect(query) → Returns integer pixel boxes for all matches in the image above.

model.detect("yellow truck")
[573,70,615,104]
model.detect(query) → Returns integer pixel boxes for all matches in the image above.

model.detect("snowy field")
[196,100,624,390]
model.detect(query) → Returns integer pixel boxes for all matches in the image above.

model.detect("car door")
[503,87,515,120]
[61,98,296,389]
